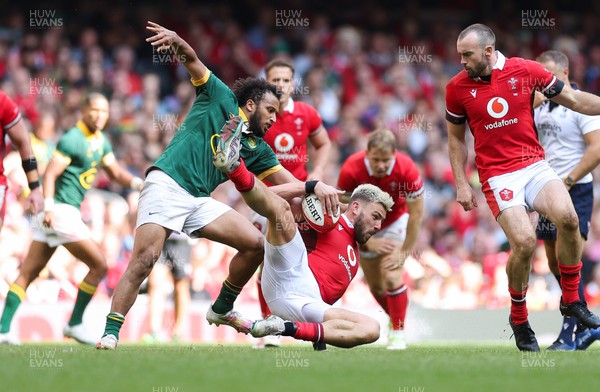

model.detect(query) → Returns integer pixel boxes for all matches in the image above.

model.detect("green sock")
[103,312,125,339]
[212,280,243,314]
[68,281,97,327]
[0,284,25,333]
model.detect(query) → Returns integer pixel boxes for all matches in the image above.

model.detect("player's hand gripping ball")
[301,193,340,233]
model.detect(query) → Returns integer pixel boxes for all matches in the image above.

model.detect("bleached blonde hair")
[350,184,394,212]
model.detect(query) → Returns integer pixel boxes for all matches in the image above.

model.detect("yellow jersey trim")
[191,70,211,86]
[257,165,283,181]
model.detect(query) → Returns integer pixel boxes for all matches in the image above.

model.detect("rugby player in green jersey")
[97,22,341,349]
[0,93,143,345]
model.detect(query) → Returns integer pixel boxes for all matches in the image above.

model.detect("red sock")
[293,322,324,343]
[373,292,389,313]
[387,285,408,330]
[256,273,271,318]
[509,286,528,325]
[227,159,255,192]
[558,262,582,304]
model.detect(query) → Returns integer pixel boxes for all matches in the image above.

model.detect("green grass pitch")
[1,343,598,392]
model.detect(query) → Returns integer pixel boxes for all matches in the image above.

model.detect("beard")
[247,112,266,138]
[465,58,489,79]
[353,212,376,245]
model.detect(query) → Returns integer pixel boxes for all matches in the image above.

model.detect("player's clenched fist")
[456,185,477,211]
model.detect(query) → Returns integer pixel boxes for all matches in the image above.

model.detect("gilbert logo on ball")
[301,193,340,233]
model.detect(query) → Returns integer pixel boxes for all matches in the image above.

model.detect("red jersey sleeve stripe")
[3,112,21,130]
[406,187,425,199]
[445,109,465,118]
[540,75,557,93]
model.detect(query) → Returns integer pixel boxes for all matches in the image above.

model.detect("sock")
[387,285,408,330]
[256,274,271,318]
[558,262,582,304]
[212,279,243,314]
[68,281,97,326]
[282,321,324,343]
[103,312,125,339]
[0,284,25,333]
[509,286,528,325]
[227,159,255,192]
[373,292,389,313]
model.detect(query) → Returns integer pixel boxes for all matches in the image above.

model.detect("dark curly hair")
[232,77,280,107]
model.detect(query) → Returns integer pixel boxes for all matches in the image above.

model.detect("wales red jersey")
[301,215,360,305]
[445,51,560,182]
[337,150,423,229]
[263,99,323,181]
[0,91,22,186]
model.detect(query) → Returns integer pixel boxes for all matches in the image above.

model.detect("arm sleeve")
[445,81,466,125]
[399,155,424,199]
[54,133,76,164]
[576,112,600,135]
[192,72,238,115]
[244,140,283,180]
[0,93,21,130]
[525,60,564,98]
[306,105,324,135]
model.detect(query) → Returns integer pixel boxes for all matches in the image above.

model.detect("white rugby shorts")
[136,170,231,238]
[261,230,331,323]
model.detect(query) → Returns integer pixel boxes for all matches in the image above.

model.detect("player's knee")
[131,247,160,279]
[360,318,380,344]
[265,196,292,224]
[511,233,536,258]
[93,260,108,277]
[240,233,265,257]
[555,210,579,232]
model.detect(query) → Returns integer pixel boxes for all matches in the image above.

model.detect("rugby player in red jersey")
[254,59,332,347]
[212,131,393,348]
[446,23,600,351]
[338,129,424,350]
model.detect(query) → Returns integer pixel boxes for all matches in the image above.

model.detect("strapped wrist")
[305,180,319,194]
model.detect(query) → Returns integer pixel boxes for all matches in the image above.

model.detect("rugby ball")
[301,193,340,233]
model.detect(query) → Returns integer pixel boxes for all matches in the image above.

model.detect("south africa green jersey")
[53,121,114,208]
[151,71,282,197]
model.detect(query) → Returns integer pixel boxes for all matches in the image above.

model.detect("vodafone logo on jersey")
[274,133,294,153]
[486,97,509,119]
[484,97,518,130]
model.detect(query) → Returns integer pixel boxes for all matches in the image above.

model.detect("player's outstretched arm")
[146,21,207,82]
[551,84,600,116]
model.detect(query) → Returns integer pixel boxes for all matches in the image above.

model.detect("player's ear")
[350,200,361,215]
[244,99,256,115]
[484,45,494,57]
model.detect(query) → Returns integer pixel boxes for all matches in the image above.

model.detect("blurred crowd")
[2,1,600,314]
